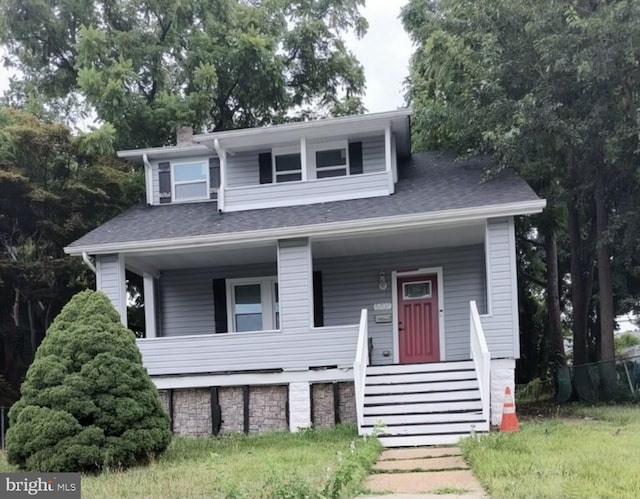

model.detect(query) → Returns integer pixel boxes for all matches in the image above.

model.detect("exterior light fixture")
[378,270,388,291]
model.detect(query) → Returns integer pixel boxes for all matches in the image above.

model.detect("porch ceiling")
[125,242,277,273]
[311,221,485,258]
[123,221,485,273]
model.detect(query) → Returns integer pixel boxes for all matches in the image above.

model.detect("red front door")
[398,274,440,364]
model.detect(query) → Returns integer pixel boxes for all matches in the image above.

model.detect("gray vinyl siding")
[278,239,312,333]
[226,150,268,187]
[480,217,518,358]
[159,262,277,337]
[224,171,390,211]
[362,135,386,173]
[141,237,362,376]
[315,245,487,364]
[96,254,124,321]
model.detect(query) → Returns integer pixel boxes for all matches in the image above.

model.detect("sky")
[0,0,413,114]
[344,0,413,112]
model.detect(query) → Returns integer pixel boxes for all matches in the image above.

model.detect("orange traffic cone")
[500,386,519,432]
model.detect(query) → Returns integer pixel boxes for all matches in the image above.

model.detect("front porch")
[94,217,518,441]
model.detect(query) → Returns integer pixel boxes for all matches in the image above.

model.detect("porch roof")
[65,151,544,255]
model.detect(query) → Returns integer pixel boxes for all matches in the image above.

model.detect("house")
[65,109,545,446]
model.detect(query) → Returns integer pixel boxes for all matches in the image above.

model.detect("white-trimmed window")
[227,277,279,332]
[311,141,349,178]
[272,146,302,183]
[172,161,209,201]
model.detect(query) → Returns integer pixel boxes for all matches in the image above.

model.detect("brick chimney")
[176,125,193,145]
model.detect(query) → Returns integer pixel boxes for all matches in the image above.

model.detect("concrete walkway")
[359,447,486,499]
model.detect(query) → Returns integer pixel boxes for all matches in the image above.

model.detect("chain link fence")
[556,354,640,403]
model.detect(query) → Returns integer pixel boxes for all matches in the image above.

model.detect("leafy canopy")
[0,0,368,148]
[6,290,171,472]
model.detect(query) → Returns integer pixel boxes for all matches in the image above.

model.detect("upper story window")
[172,161,209,201]
[312,141,349,178]
[256,140,363,185]
[273,147,302,183]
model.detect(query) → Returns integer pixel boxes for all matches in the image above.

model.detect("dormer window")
[312,141,349,178]
[173,161,209,201]
[273,147,302,183]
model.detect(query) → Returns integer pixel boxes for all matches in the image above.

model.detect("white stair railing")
[353,308,369,435]
[470,301,491,424]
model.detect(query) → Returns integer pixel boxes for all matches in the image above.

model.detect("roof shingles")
[68,151,540,249]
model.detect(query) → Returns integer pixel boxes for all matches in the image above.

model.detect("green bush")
[6,290,171,472]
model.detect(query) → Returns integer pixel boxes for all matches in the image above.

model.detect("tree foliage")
[6,290,171,472]
[0,0,368,148]
[403,0,640,381]
[0,108,143,405]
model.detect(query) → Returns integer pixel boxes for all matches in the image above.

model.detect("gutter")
[143,153,152,205]
[64,199,546,256]
[82,252,96,273]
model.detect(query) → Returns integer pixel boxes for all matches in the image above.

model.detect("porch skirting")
[158,382,356,437]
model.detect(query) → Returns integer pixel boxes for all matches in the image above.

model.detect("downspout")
[82,252,97,274]
[213,138,226,212]
[143,153,153,206]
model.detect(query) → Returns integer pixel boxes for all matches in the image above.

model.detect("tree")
[6,290,170,472]
[0,0,368,149]
[402,0,640,384]
[0,108,143,404]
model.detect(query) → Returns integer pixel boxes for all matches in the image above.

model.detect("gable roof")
[65,151,544,255]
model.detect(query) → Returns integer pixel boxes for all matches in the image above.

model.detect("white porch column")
[277,238,313,333]
[490,358,515,426]
[384,124,394,194]
[143,272,157,338]
[288,382,312,431]
[95,254,127,327]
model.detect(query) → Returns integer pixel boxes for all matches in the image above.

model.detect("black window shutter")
[313,271,324,327]
[259,152,273,184]
[348,142,363,175]
[212,279,228,333]
[209,157,221,200]
[158,162,172,203]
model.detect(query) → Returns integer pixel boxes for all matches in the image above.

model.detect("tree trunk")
[594,174,616,398]
[544,228,566,369]
[567,201,589,364]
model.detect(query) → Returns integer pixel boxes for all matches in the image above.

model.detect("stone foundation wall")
[157,381,354,436]
[219,386,244,433]
[311,382,356,428]
[311,383,335,429]
[158,390,170,416]
[338,382,356,425]
[249,385,288,433]
[173,388,211,436]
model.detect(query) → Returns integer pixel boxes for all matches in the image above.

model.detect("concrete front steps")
[361,360,489,447]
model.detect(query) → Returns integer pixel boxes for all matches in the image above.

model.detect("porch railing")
[470,300,490,423]
[353,308,369,435]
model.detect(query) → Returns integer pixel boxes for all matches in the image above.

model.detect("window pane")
[404,282,432,299]
[317,168,347,179]
[275,153,302,172]
[234,284,262,332]
[236,314,263,332]
[174,163,206,182]
[175,182,207,200]
[274,283,279,330]
[276,173,302,183]
[316,148,346,169]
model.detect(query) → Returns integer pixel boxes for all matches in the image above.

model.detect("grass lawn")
[461,405,640,499]
[0,425,380,499]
